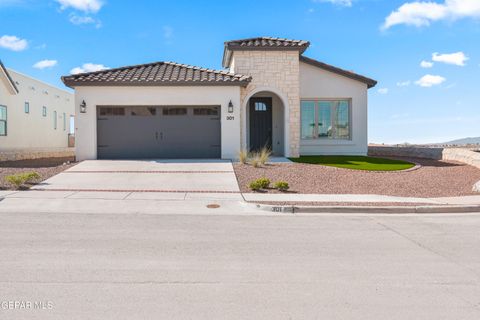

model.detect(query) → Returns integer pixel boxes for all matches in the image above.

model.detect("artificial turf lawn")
[288,155,416,171]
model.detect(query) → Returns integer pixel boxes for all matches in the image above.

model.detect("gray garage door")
[97,106,221,159]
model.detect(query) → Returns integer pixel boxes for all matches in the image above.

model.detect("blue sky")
[1,0,479,144]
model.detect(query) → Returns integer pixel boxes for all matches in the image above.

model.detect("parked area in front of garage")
[97,105,221,159]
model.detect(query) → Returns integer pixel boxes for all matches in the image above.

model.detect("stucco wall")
[299,61,369,155]
[74,86,241,161]
[0,69,74,151]
[231,50,300,157]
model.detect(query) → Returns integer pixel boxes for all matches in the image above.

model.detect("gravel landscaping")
[0,157,75,190]
[234,157,480,198]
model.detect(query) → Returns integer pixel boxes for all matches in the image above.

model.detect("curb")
[254,203,480,214]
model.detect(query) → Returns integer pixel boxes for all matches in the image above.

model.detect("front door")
[249,97,272,152]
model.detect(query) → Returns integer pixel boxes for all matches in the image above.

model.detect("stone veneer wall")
[0,148,75,162]
[231,50,300,157]
[368,146,480,169]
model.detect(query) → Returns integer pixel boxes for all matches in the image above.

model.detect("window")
[0,106,7,136]
[163,107,187,115]
[254,102,267,111]
[301,100,351,140]
[24,102,29,114]
[53,111,57,130]
[99,107,125,116]
[42,106,47,117]
[193,107,219,116]
[131,107,156,116]
[63,113,66,131]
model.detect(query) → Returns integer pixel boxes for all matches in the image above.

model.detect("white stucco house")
[62,37,376,161]
[0,61,74,160]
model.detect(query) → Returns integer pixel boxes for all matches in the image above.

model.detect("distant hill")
[440,137,480,145]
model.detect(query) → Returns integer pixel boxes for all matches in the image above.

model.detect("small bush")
[250,155,261,168]
[249,180,263,191]
[4,171,41,190]
[256,177,271,189]
[259,147,271,165]
[274,181,290,192]
[238,149,249,164]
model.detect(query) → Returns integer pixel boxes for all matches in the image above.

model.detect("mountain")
[440,137,480,145]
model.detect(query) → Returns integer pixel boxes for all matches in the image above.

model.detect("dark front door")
[249,97,272,151]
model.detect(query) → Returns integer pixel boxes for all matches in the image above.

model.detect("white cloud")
[163,26,174,39]
[70,63,108,74]
[378,88,389,94]
[432,51,469,66]
[420,60,434,68]
[56,0,103,13]
[397,80,411,87]
[415,74,446,87]
[0,35,28,51]
[69,14,101,27]
[382,0,480,30]
[33,60,58,69]
[313,0,353,7]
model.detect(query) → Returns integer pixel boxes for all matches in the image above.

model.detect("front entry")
[249,97,272,151]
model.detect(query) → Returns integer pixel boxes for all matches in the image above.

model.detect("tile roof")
[300,55,377,89]
[62,61,252,88]
[223,37,310,67]
[225,37,310,51]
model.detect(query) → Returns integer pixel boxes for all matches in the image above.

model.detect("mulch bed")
[0,157,76,190]
[233,157,480,198]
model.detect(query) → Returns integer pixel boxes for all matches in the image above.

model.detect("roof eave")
[0,61,19,94]
[61,79,252,89]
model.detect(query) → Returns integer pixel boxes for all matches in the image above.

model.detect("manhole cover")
[206,204,221,209]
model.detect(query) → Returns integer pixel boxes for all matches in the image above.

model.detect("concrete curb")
[254,203,480,214]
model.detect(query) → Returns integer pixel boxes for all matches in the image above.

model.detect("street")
[0,211,479,319]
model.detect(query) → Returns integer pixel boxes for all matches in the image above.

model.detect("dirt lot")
[0,157,75,190]
[233,157,480,198]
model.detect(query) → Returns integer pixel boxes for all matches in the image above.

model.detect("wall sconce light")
[228,100,234,113]
[80,100,87,113]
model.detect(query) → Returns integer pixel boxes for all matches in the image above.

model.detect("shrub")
[259,147,271,165]
[4,171,41,190]
[249,180,263,191]
[274,181,290,192]
[250,154,261,168]
[238,149,249,164]
[256,177,271,189]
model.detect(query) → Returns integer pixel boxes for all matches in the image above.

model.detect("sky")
[0,0,479,144]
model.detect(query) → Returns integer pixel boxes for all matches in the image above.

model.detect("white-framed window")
[301,99,351,140]
[53,111,57,130]
[42,106,47,117]
[24,102,30,114]
[0,105,7,136]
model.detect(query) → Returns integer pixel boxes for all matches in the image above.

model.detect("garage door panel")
[97,106,220,159]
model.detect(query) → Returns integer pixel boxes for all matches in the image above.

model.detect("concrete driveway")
[33,159,241,193]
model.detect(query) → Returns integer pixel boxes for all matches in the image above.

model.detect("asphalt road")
[0,211,479,319]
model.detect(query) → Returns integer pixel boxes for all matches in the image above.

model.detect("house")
[62,37,376,161]
[0,61,74,161]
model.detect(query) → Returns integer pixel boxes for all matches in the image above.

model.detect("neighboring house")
[62,37,376,161]
[0,61,74,159]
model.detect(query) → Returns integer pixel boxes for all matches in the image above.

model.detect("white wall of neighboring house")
[74,86,241,161]
[0,69,74,151]
[299,61,369,155]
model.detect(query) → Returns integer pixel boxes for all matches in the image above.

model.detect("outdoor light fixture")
[228,100,234,113]
[80,100,87,113]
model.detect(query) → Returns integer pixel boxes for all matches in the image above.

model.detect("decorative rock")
[474,181,480,193]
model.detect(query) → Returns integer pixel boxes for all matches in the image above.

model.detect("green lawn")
[288,155,415,171]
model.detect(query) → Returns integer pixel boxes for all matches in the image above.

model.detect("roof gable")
[0,60,19,94]
[300,56,377,89]
[222,36,310,67]
[62,61,252,88]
